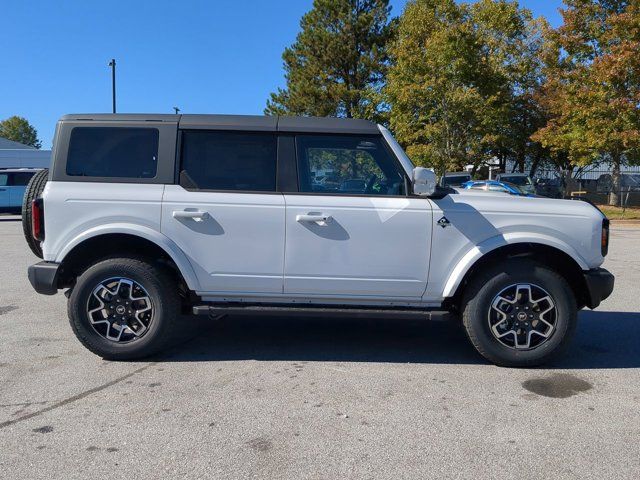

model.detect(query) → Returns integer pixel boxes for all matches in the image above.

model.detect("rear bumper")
[583,268,614,309]
[28,261,60,295]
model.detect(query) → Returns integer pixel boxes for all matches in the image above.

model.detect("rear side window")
[66,127,159,178]
[180,130,277,192]
[11,172,35,186]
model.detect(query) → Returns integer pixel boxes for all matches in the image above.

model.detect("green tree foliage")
[385,0,546,175]
[265,0,396,122]
[533,0,640,205]
[0,116,41,149]
[470,0,549,176]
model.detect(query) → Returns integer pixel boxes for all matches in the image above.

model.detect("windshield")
[500,175,532,186]
[442,175,471,186]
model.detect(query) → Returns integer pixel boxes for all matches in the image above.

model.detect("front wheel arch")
[448,243,589,311]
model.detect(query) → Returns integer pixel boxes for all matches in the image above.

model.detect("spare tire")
[22,168,49,258]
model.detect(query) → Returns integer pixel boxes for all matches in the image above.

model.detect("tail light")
[32,198,44,242]
[601,218,609,257]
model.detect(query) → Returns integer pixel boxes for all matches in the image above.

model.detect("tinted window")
[180,131,277,191]
[66,127,159,178]
[296,135,405,196]
[0,174,7,186]
[500,175,531,186]
[11,172,35,186]
[442,175,471,186]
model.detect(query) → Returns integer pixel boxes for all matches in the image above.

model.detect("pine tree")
[265,0,395,123]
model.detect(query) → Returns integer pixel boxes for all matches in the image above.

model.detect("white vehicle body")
[26,113,614,365]
[37,118,606,308]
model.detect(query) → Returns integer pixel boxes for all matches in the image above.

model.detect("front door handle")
[172,210,210,222]
[296,213,333,224]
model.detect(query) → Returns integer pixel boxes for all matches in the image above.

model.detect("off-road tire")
[461,259,577,367]
[68,256,181,360]
[21,168,49,258]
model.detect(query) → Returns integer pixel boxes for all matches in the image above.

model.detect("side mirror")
[412,167,437,196]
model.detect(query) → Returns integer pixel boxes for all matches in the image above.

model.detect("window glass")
[442,175,471,186]
[0,174,7,186]
[500,175,531,186]
[11,172,35,186]
[66,127,159,178]
[296,135,405,196]
[180,131,277,191]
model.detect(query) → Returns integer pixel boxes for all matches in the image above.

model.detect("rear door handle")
[296,213,333,224]
[172,210,210,222]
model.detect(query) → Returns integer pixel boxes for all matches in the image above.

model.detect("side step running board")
[193,304,452,321]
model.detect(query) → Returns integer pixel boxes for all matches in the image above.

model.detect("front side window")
[296,135,405,196]
[66,127,159,178]
[180,131,277,192]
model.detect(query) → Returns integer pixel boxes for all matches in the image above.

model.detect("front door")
[283,134,432,299]
[161,130,285,294]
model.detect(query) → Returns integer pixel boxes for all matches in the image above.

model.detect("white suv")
[24,114,614,367]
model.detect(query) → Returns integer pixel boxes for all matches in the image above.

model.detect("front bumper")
[583,268,614,309]
[28,261,61,295]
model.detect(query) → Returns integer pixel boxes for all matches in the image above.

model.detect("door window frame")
[289,133,411,198]
[176,129,282,195]
[173,130,411,198]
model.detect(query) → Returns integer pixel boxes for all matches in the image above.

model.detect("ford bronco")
[24,114,614,366]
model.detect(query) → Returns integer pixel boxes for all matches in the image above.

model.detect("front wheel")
[68,257,181,360]
[461,259,577,367]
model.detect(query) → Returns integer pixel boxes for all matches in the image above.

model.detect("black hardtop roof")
[59,114,379,135]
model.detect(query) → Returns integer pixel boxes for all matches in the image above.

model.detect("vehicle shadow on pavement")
[0,216,21,222]
[159,310,640,368]
[160,315,484,365]
[552,311,640,369]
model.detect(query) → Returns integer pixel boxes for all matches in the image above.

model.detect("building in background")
[0,137,51,169]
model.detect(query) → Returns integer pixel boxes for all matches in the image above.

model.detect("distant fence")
[532,167,640,207]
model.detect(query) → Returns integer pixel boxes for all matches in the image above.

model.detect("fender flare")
[55,223,200,291]
[441,232,589,298]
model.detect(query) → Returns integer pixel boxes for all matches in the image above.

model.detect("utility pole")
[173,107,180,114]
[108,59,116,113]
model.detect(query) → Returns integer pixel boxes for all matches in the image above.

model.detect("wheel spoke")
[487,283,557,351]
[86,277,153,343]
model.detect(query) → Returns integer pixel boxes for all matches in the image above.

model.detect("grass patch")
[597,205,640,220]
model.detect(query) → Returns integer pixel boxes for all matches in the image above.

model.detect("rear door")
[161,129,285,295]
[283,134,432,299]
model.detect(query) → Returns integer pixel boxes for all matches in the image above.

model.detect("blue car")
[0,169,42,214]
[461,180,535,196]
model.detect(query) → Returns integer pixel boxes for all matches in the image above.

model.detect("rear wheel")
[68,257,180,360]
[461,259,577,367]
[21,168,49,258]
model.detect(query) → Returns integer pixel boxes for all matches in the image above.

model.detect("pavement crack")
[0,363,155,430]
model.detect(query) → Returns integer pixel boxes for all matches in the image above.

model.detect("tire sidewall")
[464,263,576,366]
[69,259,177,358]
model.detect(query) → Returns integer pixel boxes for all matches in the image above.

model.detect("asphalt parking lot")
[0,215,639,480]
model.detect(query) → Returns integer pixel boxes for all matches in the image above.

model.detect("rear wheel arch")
[56,232,198,294]
[449,243,589,310]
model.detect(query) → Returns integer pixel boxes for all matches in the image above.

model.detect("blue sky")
[0,1,564,148]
